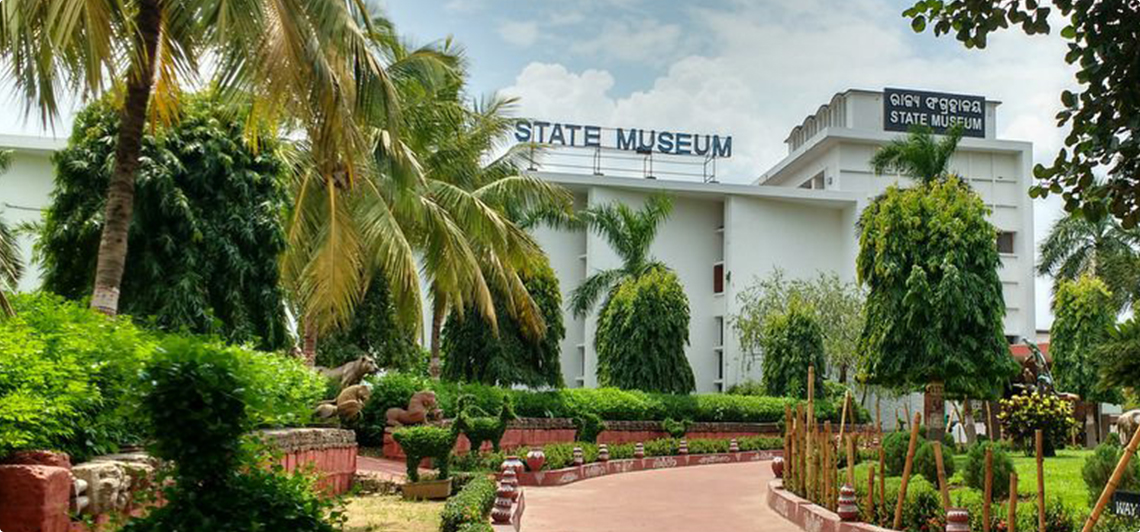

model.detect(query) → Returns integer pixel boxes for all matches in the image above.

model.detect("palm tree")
[870,124,964,183]
[0,0,406,317]
[568,194,674,318]
[1038,211,1140,314]
[0,150,22,317]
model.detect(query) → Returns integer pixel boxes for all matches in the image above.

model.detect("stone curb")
[766,479,899,532]
[512,449,783,487]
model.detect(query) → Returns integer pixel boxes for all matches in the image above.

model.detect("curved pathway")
[523,460,794,532]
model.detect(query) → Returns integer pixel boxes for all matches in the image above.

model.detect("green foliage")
[393,425,457,481]
[904,1,1140,228]
[912,440,956,484]
[958,494,1076,532]
[998,393,1078,456]
[1083,440,1140,506]
[855,475,942,531]
[733,270,865,382]
[442,261,565,387]
[455,395,516,452]
[0,149,20,317]
[315,276,421,370]
[39,93,290,349]
[661,418,690,439]
[1037,212,1140,316]
[759,298,826,398]
[857,177,1016,398]
[122,338,337,532]
[439,475,496,532]
[1094,317,1140,393]
[595,268,694,394]
[883,430,925,476]
[870,124,963,184]
[962,441,1015,500]
[573,412,604,443]
[1051,276,1119,403]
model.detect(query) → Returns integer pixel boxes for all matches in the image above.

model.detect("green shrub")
[661,418,690,438]
[394,425,458,481]
[1083,440,1140,505]
[960,495,1076,532]
[726,380,765,396]
[315,277,422,371]
[456,395,515,452]
[355,372,433,446]
[456,524,494,532]
[595,268,695,394]
[883,430,926,476]
[855,475,941,531]
[759,298,826,399]
[998,392,1077,456]
[121,337,337,532]
[439,475,496,532]
[962,441,1015,500]
[573,412,604,443]
[912,441,956,485]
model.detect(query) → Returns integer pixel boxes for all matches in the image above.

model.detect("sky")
[0,0,1079,328]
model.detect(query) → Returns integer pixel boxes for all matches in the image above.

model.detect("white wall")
[0,149,53,291]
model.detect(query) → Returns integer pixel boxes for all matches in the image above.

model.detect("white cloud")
[571,19,686,65]
[498,20,540,47]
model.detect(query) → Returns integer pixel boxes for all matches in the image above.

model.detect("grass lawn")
[342,495,443,532]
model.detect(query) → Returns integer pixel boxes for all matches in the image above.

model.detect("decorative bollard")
[491,483,514,524]
[526,447,546,472]
[500,468,519,501]
[598,444,610,462]
[679,439,689,455]
[946,508,971,532]
[572,446,584,466]
[501,455,525,476]
[729,438,740,453]
[837,484,859,521]
[772,456,785,479]
[634,442,645,459]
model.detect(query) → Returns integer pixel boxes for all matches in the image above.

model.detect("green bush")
[912,441,956,485]
[573,412,604,443]
[998,392,1078,456]
[456,524,494,532]
[595,268,695,394]
[855,475,941,531]
[1083,440,1140,505]
[393,425,458,481]
[883,430,926,476]
[962,441,1015,500]
[439,475,496,532]
[661,418,690,438]
[315,277,422,371]
[960,495,1076,532]
[759,298,826,399]
[121,337,337,532]
[456,395,515,452]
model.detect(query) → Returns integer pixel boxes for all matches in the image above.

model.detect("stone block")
[71,462,133,516]
[2,450,72,469]
[0,464,72,532]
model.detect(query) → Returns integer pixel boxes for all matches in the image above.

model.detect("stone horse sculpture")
[386,390,442,427]
[316,355,379,389]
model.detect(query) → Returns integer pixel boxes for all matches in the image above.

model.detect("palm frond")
[569,268,627,318]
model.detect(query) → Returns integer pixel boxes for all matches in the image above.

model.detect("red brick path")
[523,459,794,532]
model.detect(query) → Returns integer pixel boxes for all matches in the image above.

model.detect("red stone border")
[511,449,783,487]
[766,479,897,532]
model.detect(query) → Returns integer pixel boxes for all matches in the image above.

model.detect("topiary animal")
[454,395,517,453]
[392,424,461,481]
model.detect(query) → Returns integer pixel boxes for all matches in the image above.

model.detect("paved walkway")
[523,460,792,532]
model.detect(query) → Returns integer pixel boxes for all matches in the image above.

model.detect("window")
[715,316,724,348]
[997,232,1015,254]
[798,171,826,190]
[575,345,586,387]
[713,262,724,294]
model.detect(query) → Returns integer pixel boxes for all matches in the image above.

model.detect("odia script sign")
[883,88,986,138]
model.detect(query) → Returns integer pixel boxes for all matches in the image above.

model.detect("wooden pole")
[807,366,816,500]
[933,441,951,510]
[847,435,857,486]
[839,390,851,444]
[893,412,923,530]
[785,404,794,490]
[798,404,806,494]
[1082,419,1140,532]
[984,446,994,532]
[986,401,995,440]
[824,422,833,507]
[878,430,886,513]
[868,464,876,522]
[1008,472,1018,532]
[1035,430,1045,532]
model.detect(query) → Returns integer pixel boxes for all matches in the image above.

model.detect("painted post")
[1008,472,1018,532]
[933,441,951,510]
[893,412,923,530]
[1082,420,1140,532]
[1036,430,1045,532]
[847,435,857,487]
[984,446,994,532]
[868,464,876,522]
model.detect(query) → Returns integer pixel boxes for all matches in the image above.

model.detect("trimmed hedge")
[440,475,496,532]
[356,372,866,446]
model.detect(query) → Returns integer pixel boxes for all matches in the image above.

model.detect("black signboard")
[1113,490,1140,517]
[883,88,986,138]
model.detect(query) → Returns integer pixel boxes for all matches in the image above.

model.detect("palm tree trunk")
[90,0,161,316]
[963,399,978,445]
[429,297,447,380]
[301,314,318,366]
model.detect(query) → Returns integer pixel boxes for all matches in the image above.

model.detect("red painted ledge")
[511,449,782,487]
[767,479,898,532]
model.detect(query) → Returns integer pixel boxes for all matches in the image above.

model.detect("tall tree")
[1050,275,1118,445]
[858,176,1016,443]
[759,298,826,399]
[1037,211,1140,314]
[902,1,1140,227]
[870,124,964,183]
[0,150,22,317]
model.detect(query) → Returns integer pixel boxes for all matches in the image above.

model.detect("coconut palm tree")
[1038,210,1140,314]
[0,0,409,317]
[0,150,22,317]
[870,124,964,183]
[568,194,674,318]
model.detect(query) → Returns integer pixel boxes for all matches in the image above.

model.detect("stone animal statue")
[386,390,442,427]
[316,355,378,389]
[1012,340,1058,396]
[1118,409,1140,446]
[315,384,373,421]
[454,394,517,453]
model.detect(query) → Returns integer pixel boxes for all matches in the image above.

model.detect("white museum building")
[0,88,1037,406]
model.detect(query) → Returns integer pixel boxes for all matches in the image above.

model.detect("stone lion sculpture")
[386,390,442,427]
[316,355,379,389]
[315,384,372,421]
[1118,409,1140,446]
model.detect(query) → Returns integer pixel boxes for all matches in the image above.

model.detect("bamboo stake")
[1035,430,1045,532]
[984,446,994,532]
[893,412,922,530]
[986,401,995,440]
[798,404,806,494]
[839,390,851,444]
[785,404,794,490]
[826,421,834,508]
[1082,419,1140,532]
[807,366,816,500]
[847,435,857,487]
[868,464,876,522]
[878,430,886,513]
[1009,472,1018,532]
[933,441,951,510]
